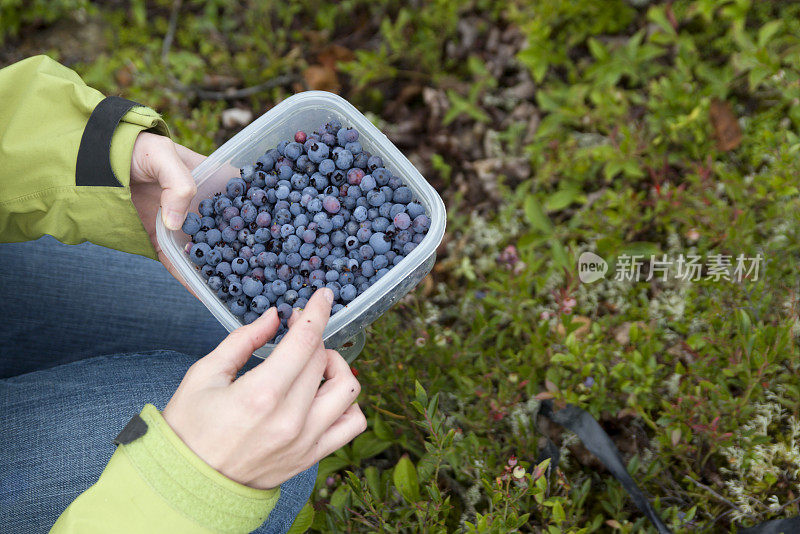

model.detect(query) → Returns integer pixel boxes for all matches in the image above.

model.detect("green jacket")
[0,56,280,533]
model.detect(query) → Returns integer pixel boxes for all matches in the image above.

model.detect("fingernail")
[321,288,334,303]
[164,209,183,231]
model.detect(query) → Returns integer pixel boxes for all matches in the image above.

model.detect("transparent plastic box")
[156,91,446,359]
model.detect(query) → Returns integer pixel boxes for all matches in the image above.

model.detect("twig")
[684,476,741,511]
[159,0,295,100]
[161,0,182,63]
[189,75,296,100]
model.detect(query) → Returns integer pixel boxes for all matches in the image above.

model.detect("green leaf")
[551,501,566,523]
[352,431,392,461]
[524,195,553,234]
[372,413,393,441]
[364,466,382,499]
[427,392,439,417]
[393,455,420,503]
[329,484,351,510]
[545,188,581,212]
[587,38,609,61]
[414,380,428,405]
[757,20,782,48]
[286,502,315,534]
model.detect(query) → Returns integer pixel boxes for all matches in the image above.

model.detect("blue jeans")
[0,236,316,533]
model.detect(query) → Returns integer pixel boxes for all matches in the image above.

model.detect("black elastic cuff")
[114,413,148,445]
[75,96,141,187]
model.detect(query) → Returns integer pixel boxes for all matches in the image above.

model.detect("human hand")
[130,131,206,285]
[161,287,367,489]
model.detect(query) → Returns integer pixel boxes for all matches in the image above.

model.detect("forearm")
[0,55,166,258]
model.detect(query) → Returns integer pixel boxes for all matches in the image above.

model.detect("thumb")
[155,140,198,230]
[203,307,281,381]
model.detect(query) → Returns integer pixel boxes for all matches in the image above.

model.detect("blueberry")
[393,186,412,203]
[341,284,357,301]
[412,214,431,232]
[334,150,353,170]
[182,213,201,235]
[373,254,389,270]
[388,175,403,189]
[307,141,330,163]
[359,244,374,260]
[337,127,358,146]
[256,154,275,171]
[243,278,264,298]
[367,155,384,172]
[345,141,362,155]
[277,264,292,281]
[361,260,375,277]
[249,295,268,314]
[206,229,223,246]
[325,119,342,134]
[254,211,271,228]
[228,280,243,297]
[284,289,299,306]
[198,199,215,217]
[189,243,211,265]
[406,202,425,219]
[228,297,248,316]
[241,203,258,223]
[330,169,346,186]
[325,270,339,282]
[367,190,386,207]
[226,178,246,198]
[207,275,223,291]
[393,212,411,230]
[206,249,222,267]
[214,196,232,214]
[272,279,288,296]
[216,262,232,277]
[373,168,391,186]
[356,227,372,243]
[232,257,249,275]
[332,303,345,314]
[359,174,377,192]
[200,264,215,278]
[322,196,340,214]
[347,168,365,186]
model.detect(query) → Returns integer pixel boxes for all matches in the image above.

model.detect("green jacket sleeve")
[51,405,280,534]
[0,56,281,532]
[0,55,161,258]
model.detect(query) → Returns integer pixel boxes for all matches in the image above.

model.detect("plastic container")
[156,91,446,359]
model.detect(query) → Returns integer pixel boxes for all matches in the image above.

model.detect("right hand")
[162,287,367,489]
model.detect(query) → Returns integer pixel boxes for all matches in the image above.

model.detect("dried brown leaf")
[709,98,742,151]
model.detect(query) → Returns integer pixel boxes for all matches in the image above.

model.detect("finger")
[282,342,328,420]
[309,403,367,461]
[155,142,198,230]
[304,349,361,436]
[174,142,208,171]
[202,307,280,380]
[236,288,333,395]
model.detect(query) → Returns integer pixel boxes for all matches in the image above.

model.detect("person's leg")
[0,351,315,534]
[0,236,228,378]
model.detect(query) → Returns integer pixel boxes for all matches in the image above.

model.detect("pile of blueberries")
[181,119,430,340]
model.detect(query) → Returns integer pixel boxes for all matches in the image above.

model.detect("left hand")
[130,132,206,286]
